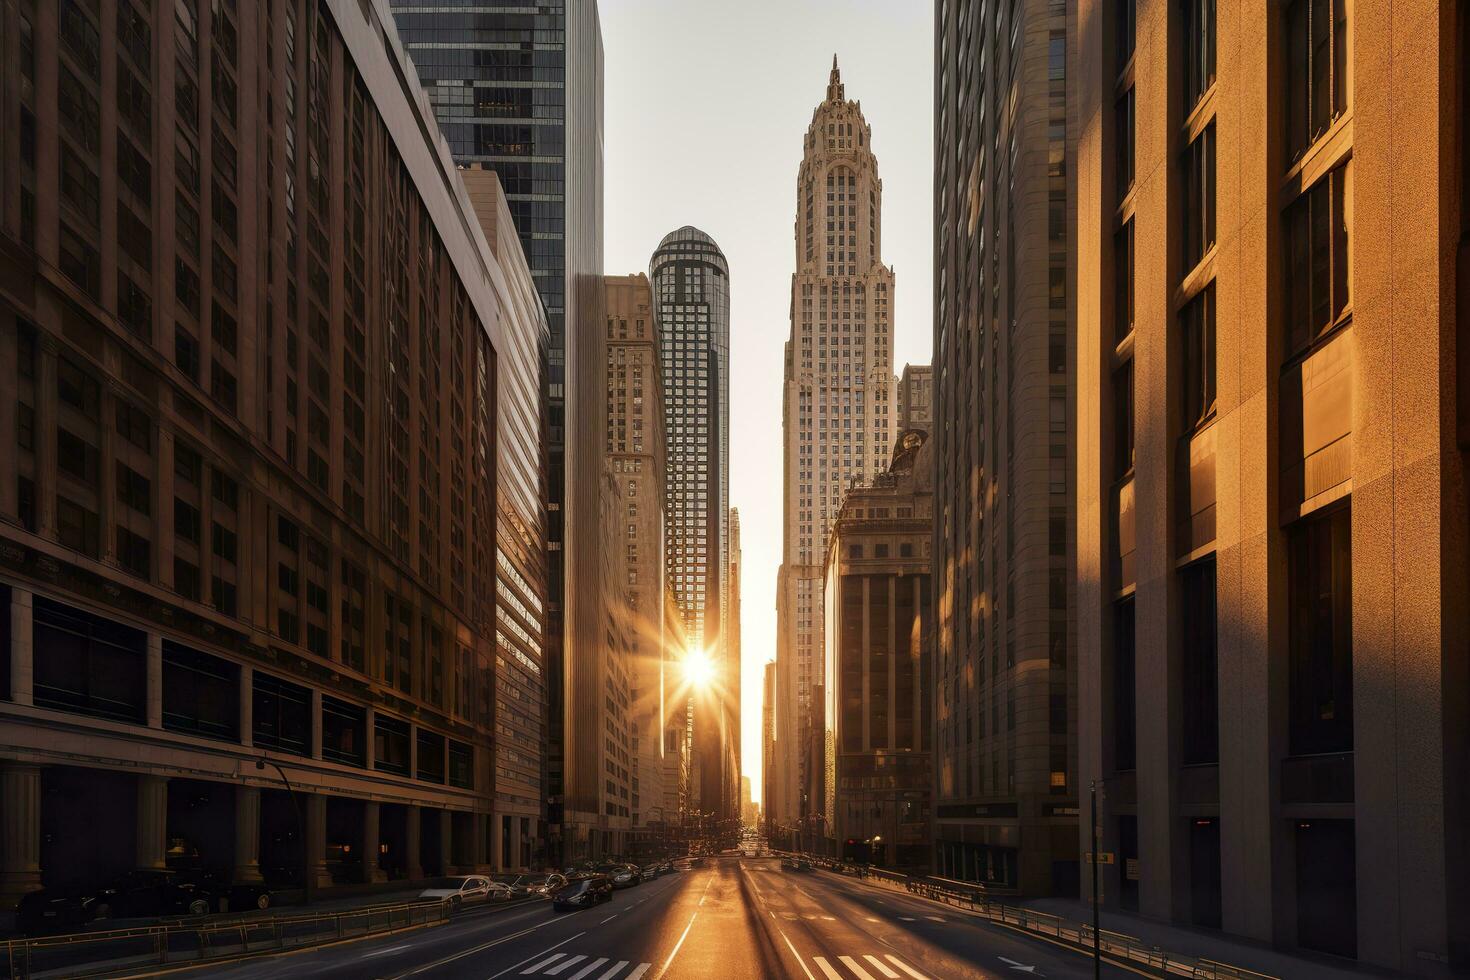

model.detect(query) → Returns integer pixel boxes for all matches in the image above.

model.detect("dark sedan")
[550,875,613,911]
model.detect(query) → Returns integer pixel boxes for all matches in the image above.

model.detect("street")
[194,857,1128,979]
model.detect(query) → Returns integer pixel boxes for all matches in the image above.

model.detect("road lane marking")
[822,915,836,921]
[567,958,608,980]
[925,916,944,922]
[599,915,619,924]
[522,953,567,974]
[545,955,587,975]
[361,944,412,958]
[624,966,650,980]
[812,957,845,980]
[596,961,629,979]
[777,928,818,980]
[898,916,916,921]
[839,955,878,979]
[864,955,901,978]
[885,955,933,980]
[654,912,697,979]
[394,922,582,979]
[483,932,586,980]
[865,917,881,923]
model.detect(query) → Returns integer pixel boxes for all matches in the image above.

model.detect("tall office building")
[761,660,778,837]
[602,275,668,836]
[727,507,742,820]
[932,0,1079,894]
[390,0,605,862]
[897,364,934,433]
[649,226,733,824]
[0,0,544,908]
[1076,0,1469,970]
[776,59,898,836]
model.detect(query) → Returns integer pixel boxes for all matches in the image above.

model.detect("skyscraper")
[897,364,934,432]
[762,660,778,837]
[776,59,898,834]
[727,507,742,821]
[650,226,733,824]
[1076,0,1469,969]
[389,0,604,865]
[932,0,1079,894]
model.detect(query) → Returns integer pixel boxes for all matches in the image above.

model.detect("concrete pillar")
[405,805,424,880]
[0,763,43,910]
[363,706,376,769]
[519,817,530,870]
[35,341,57,536]
[439,810,453,873]
[309,690,323,760]
[238,665,253,747]
[469,814,485,870]
[362,802,386,883]
[146,634,163,728]
[233,786,264,883]
[490,812,505,872]
[136,775,169,870]
[305,794,332,890]
[9,590,33,707]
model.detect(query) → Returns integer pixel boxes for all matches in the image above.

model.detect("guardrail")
[1,898,460,979]
[768,852,1277,980]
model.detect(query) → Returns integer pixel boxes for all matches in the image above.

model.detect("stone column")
[363,707,376,769]
[34,341,57,536]
[309,690,323,760]
[146,634,163,728]
[404,805,424,880]
[469,814,485,871]
[238,665,254,747]
[0,763,43,910]
[233,786,264,883]
[305,794,332,890]
[490,812,505,872]
[362,802,386,883]
[438,810,453,874]
[136,775,169,870]
[9,590,33,707]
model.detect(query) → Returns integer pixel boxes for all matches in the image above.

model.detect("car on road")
[551,875,614,911]
[15,869,260,933]
[417,875,507,910]
[604,863,642,888]
[490,873,565,899]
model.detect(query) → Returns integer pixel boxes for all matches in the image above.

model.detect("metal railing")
[769,852,1278,980]
[2,898,458,979]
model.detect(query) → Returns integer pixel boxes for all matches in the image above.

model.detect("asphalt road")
[188,857,1130,980]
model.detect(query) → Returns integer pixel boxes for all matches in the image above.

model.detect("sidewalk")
[1019,898,1394,980]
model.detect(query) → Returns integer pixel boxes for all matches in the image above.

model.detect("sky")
[601,0,934,805]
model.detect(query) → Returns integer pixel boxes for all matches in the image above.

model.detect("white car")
[418,876,509,909]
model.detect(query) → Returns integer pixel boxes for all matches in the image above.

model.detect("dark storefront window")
[448,740,474,789]
[33,597,146,723]
[252,671,311,756]
[417,729,446,784]
[321,696,366,767]
[1288,505,1353,755]
[162,640,239,741]
[374,714,411,776]
[1180,559,1219,764]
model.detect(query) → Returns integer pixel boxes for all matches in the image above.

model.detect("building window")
[1116,0,1136,69]
[417,729,446,783]
[449,740,474,789]
[1180,283,1217,429]
[252,671,311,756]
[374,714,411,776]
[1114,219,1134,343]
[1181,123,1216,272]
[1283,165,1350,359]
[1180,558,1219,764]
[1115,88,1135,200]
[321,696,366,767]
[1112,597,1137,771]
[1285,0,1348,161]
[1112,361,1134,479]
[33,597,146,723]
[1182,0,1216,113]
[1288,504,1353,755]
[162,641,239,741]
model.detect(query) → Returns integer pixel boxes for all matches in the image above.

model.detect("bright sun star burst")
[684,647,716,689]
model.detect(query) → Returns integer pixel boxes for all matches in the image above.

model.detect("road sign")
[1084,851,1115,865]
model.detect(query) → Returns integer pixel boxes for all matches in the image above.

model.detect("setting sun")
[684,647,716,690]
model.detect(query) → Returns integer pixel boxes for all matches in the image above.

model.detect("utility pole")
[1090,779,1100,980]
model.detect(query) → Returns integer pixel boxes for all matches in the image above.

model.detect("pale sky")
[602,0,934,805]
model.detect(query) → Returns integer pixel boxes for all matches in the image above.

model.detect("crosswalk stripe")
[623,965,651,980]
[839,955,877,979]
[885,955,932,980]
[864,954,901,978]
[812,957,845,980]
[523,953,566,974]
[545,955,587,976]
[596,961,628,980]
[566,958,608,980]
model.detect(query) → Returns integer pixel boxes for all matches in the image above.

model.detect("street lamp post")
[1090,779,1100,980]
[257,757,311,907]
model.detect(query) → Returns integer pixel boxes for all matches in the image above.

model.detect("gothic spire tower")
[774,58,897,831]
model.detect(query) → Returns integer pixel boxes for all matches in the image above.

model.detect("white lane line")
[925,915,944,922]
[361,944,412,958]
[839,955,878,980]
[898,916,916,921]
[821,916,836,921]
[864,954,901,978]
[654,912,697,979]
[566,958,608,980]
[813,957,845,980]
[484,933,586,980]
[777,928,818,980]
[545,955,588,975]
[596,961,629,980]
[865,917,881,923]
[394,919,577,979]
[521,953,567,975]
[624,966,651,980]
[886,955,933,980]
[599,915,619,924]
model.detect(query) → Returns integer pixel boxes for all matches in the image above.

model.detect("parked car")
[417,875,504,910]
[16,869,237,934]
[551,875,614,911]
[492,873,566,899]
[608,864,642,889]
